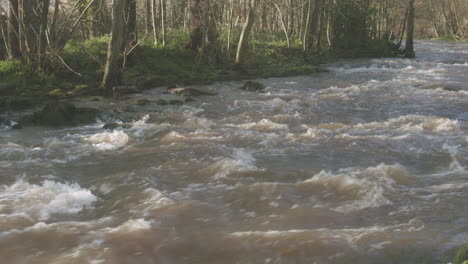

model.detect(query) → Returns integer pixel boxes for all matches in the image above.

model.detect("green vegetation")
[0,60,55,96]
[454,244,468,264]
[1,31,331,100]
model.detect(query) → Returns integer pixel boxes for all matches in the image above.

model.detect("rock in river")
[34,101,98,126]
[167,87,217,97]
[240,81,265,92]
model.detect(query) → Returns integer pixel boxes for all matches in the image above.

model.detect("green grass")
[454,244,468,264]
[1,29,398,98]
[0,60,56,96]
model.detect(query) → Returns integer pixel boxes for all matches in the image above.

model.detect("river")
[0,40,467,264]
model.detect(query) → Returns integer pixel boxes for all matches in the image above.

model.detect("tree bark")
[189,0,203,51]
[101,0,128,92]
[235,0,256,65]
[7,0,21,59]
[404,0,415,58]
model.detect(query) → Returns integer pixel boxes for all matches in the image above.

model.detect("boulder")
[34,101,98,126]
[156,99,169,105]
[169,100,184,105]
[167,87,217,97]
[420,84,461,92]
[240,81,265,92]
[11,123,23,130]
[136,99,150,106]
[102,122,132,130]
[112,86,140,98]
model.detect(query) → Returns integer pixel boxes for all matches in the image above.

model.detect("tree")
[7,0,20,59]
[405,0,415,58]
[236,0,256,65]
[101,0,128,92]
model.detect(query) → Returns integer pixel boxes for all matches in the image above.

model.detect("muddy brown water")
[0,40,467,264]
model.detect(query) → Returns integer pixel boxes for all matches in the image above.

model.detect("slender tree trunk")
[160,0,166,46]
[37,0,50,66]
[50,0,60,42]
[151,0,159,44]
[101,0,128,92]
[126,0,137,48]
[7,0,21,59]
[235,0,256,65]
[404,0,415,58]
[189,0,203,51]
[146,0,152,34]
[274,2,290,48]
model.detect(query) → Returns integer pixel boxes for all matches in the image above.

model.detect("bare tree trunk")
[126,0,137,48]
[50,0,60,42]
[189,0,203,51]
[151,0,159,45]
[160,0,166,46]
[235,0,256,65]
[404,0,415,58]
[146,0,151,34]
[37,0,50,66]
[274,2,290,48]
[101,0,128,92]
[7,0,21,59]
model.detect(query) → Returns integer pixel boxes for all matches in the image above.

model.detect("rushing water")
[0,41,467,264]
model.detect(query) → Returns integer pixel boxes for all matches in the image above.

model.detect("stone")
[240,81,265,92]
[136,99,150,106]
[112,86,140,98]
[103,123,120,130]
[156,99,169,105]
[102,122,132,130]
[420,84,461,92]
[169,100,184,105]
[34,101,98,126]
[11,123,23,130]
[167,87,217,97]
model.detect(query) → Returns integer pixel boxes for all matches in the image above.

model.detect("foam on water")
[106,219,152,234]
[207,149,260,179]
[299,164,411,212]
[238,119,289,132]
[0,180,97,221]
[84,130,129,150]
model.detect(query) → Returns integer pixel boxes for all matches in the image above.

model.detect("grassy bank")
[0,30,401,110]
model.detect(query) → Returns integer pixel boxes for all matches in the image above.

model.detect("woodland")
[0,0,466,99]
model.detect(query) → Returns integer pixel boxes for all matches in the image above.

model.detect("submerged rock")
[112,86,140,98]
[156,99,169,105]
[240,81,265,92]
[167,87,217,97]
[11,123,23,130]
[34,101,98,126]
[420,84,461,92]
[169,100,184,105]
[103,122,132,130]
[135,99,150,106]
